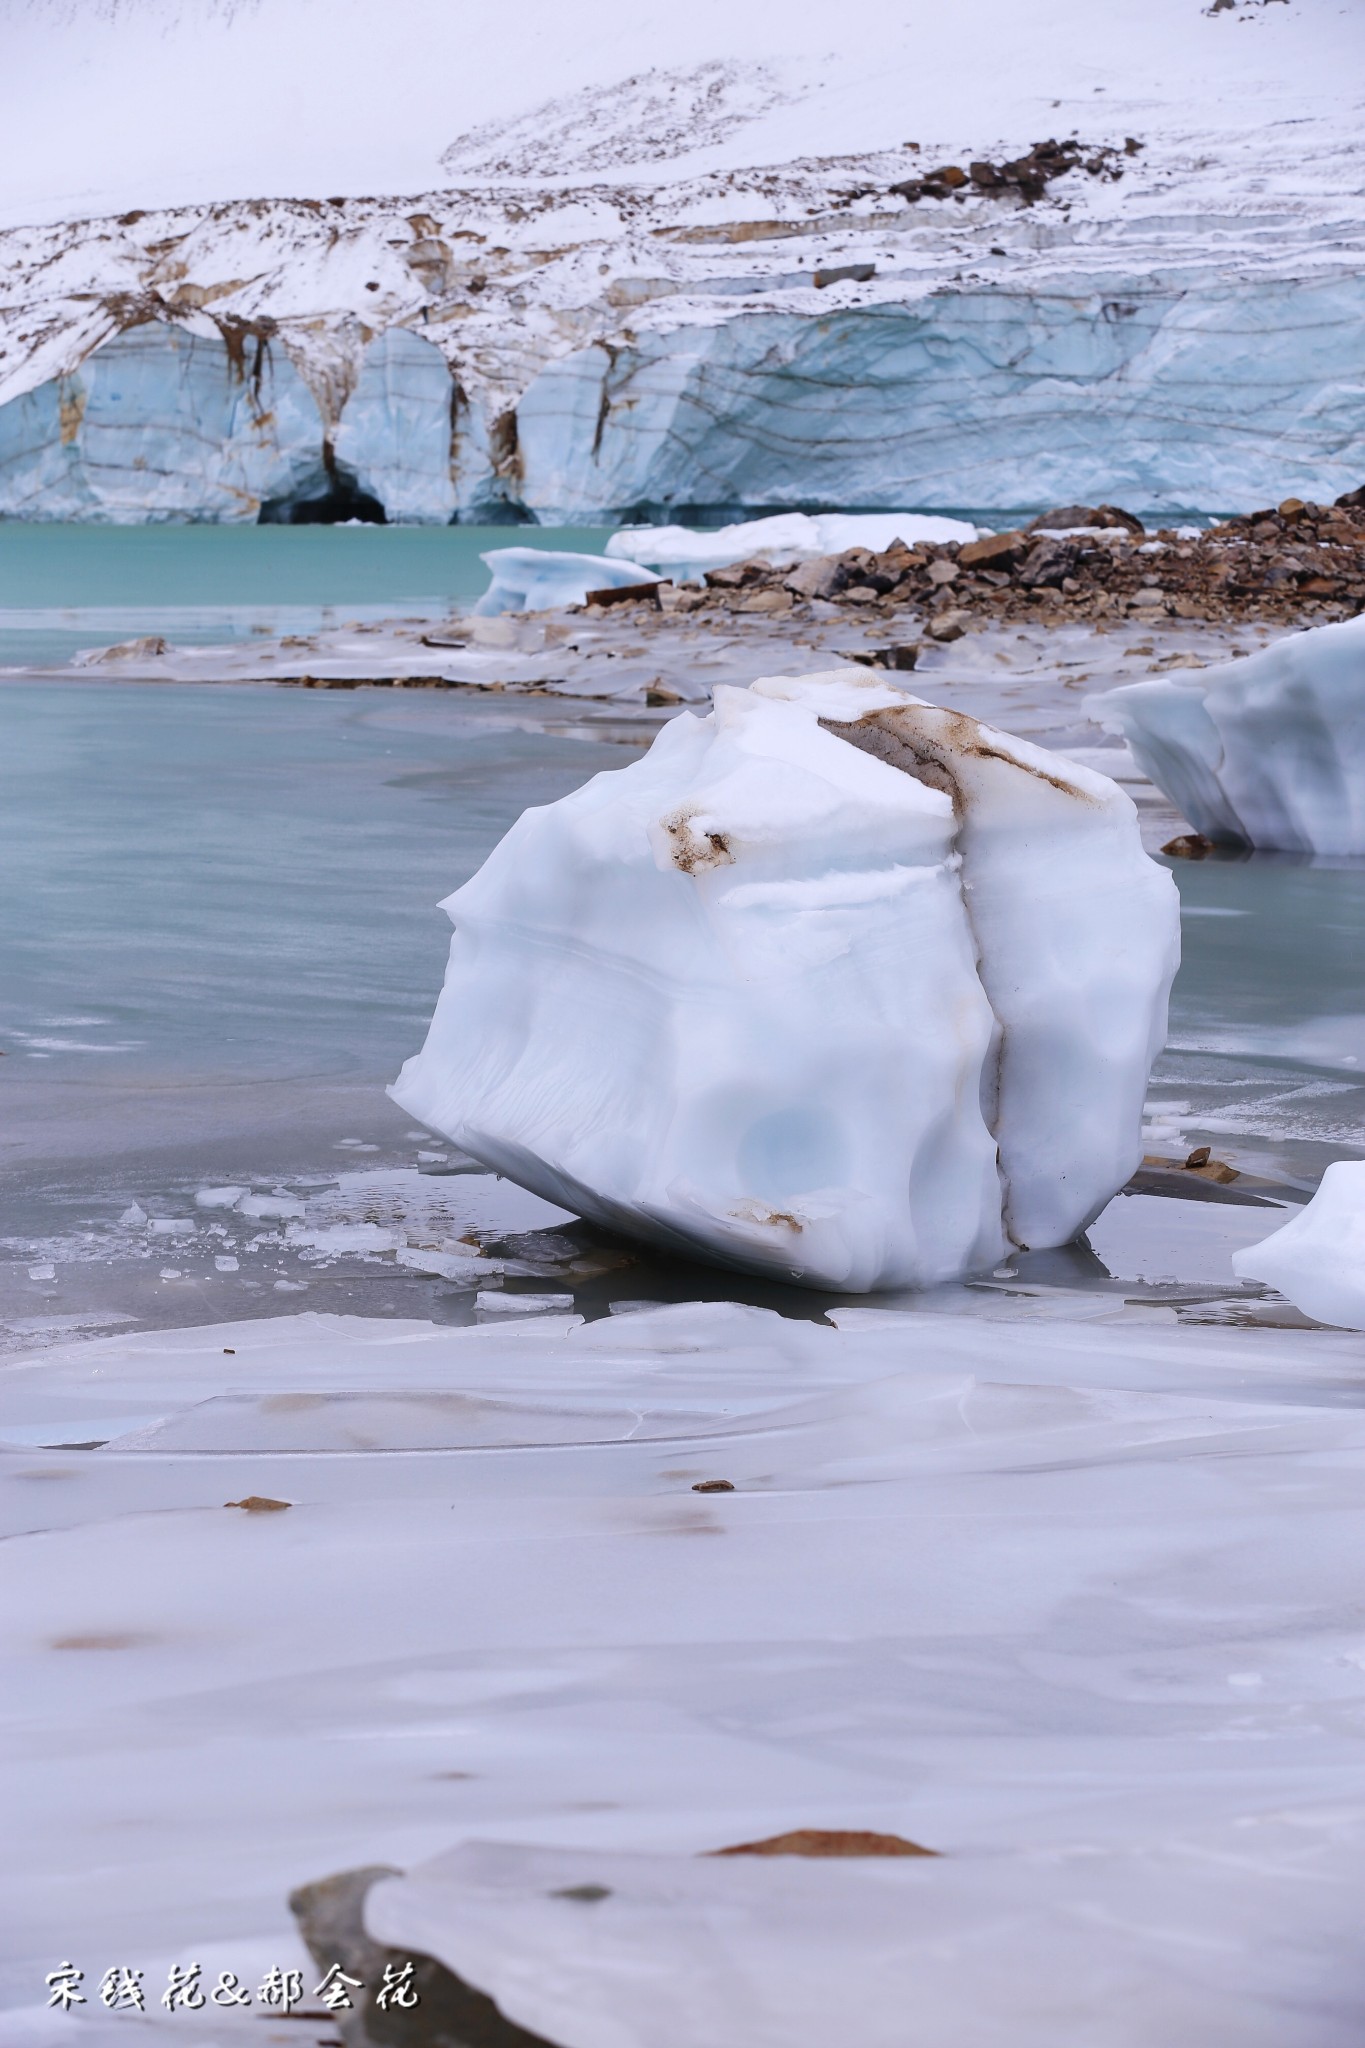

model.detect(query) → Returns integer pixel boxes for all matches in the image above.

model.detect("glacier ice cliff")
[331,327,459,525]
[392,669,1178,1292]
[1089,615,1365,855]
[1232,1161,1365,1331]
[0,322,323,522]
[3,275,1364,526]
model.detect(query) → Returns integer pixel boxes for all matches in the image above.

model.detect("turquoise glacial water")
[0,522,616,665]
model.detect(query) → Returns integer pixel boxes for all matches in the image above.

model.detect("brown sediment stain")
[214,312,279,392]
[659,805,735,874]
[224,1495,293,1512]
[51,1632,156,1651]
[822,705,1092,802]
[711,1828,938,1858]
[57,380,86,444]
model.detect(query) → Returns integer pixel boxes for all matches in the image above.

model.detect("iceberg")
[605,512,979,582]
[392,670,1178,1291]
[474,547,657,616]
[1088,615,1365,854]
[1232,1161,1365,1329]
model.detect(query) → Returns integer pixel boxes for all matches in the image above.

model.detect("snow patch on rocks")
[392,669,1178,1291]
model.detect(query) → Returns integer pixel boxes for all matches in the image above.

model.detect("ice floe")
[393,669,1178,1290]
[1089,614,1365,854]
[1232,1159,1365,1329]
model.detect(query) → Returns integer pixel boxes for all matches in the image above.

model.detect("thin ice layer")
[393,670,1178,1288]
[1088,614,1365,854]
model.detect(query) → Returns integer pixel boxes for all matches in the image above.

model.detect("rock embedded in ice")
[1088,615,1365,854]
[393,670,1178,1292]
[1231,1162,1365,1329]
[474,548,657,616]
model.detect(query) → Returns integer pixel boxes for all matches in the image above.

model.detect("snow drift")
[392,670,1178,1291]
[1089,615,1365,855]
[1232,1161,1365,1331]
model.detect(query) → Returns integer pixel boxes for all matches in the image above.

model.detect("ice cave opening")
[259,456,387,525]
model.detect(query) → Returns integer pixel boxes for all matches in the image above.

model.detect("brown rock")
[958,530,1026,567]
[784,555,846,601]
[712,1829,937,1859]
[926,613,967,642]
[584,581,663,609]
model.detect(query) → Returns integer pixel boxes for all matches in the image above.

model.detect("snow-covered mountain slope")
[0,0,1360,521]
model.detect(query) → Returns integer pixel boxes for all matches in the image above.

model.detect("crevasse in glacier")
[0,322,323,522]
[1089,614,1365,854]
[392,671,1179,1292]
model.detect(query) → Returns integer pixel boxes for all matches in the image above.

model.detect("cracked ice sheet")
[2,1301,1364,2043]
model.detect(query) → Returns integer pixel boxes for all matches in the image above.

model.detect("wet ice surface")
[2,622,1364,2039]
[3,1300,1365,2041]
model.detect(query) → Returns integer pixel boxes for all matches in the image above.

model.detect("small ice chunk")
[289,1223,397,1253]
[149,1216,195,1236]
[475,1291,575,1315]
[28,1263,56,1280]
[238,1193,306,1220]
[474,548,656,616]
[195,1185,247,1209]
[417,1150,447,1163]
[118,1203,148,1227]
[159,1267,183,1280]
[214,1255,240,1271]
[397,1246,501,1283]
[273,1278,308,1292]
[1232,1162,1365,1329]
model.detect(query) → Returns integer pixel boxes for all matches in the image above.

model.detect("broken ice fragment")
[1089,614,1365,853]
[1231,1162,1365,1329]
[394,669,1178,1293]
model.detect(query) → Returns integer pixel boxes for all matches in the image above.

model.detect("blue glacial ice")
[0,323,323,522]
[3,267,1364,524]
[1089,613,1365,854]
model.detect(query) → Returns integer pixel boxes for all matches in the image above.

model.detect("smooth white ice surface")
[474,550,657,617]
[604,513,977,581]
[393,669,1178,1289]
[3,1299,1365,2039]
[1089,615,1365,855]
[1232,1160,1365,1331]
